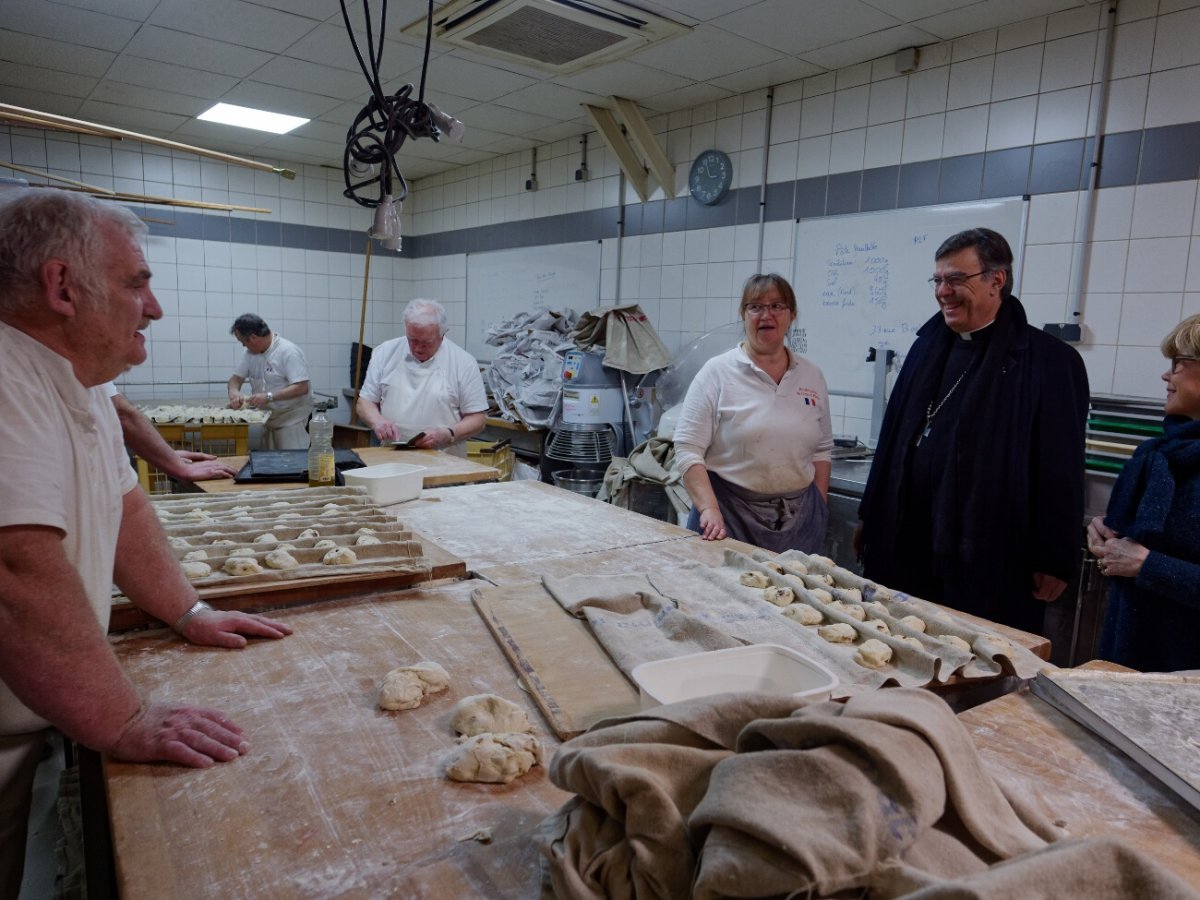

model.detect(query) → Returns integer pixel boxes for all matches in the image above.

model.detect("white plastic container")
[342,462,425,505]
[630,644,838,710]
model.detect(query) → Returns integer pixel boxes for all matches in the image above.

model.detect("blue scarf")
[1106,415,1200,541]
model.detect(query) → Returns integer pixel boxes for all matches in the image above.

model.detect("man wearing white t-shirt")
[0,191,291,899]
[356,299,487,457]
[227,313,312,449]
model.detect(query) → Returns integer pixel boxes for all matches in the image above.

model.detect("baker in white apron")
[356,299,489,458]
[380,360,469,458]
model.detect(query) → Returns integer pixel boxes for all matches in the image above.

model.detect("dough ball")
[322,547,357,566]
[808,588,834,604]
[184,508,211,522]
[782,561,809,575]
[377,661,451,711]
[182,549,208,561]
[868,584,897,602]
[355,534,382,546]
[763,586,794,607]
[320,508,343,517]
[444,732,543,784]
[264,549,299,570]
[275,543,296,551]
[451,694,532,737]
[167,536,191,549]
[276,512,302,520]
[865,618,891,635]
[253,532,278,544]
[222,557,262,576]
[322,502,340,509]
[764,562,785,574]
[817,623,857,643]
[837,588,863,603]
[855,638,893,669]
[862,601,889,618]
[898,615,927,634]
[313,539,337,550]
[782,604,823,625]
[229,547,257,558]
[236,516,255,523]
[814,573,835,586]
[230,505,250,513]
[298,528,321,540]
[898,635,925,650]
[210,539,238,547]
[809,554,836,568]
[938,635,972,653]
[201,531,223,537]
[181,561,212,580]
[837,603,866,621]
[739,571,771,589]
[270,501,291,508]
[355,527,377,536]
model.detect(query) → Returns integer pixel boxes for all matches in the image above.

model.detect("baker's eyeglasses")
[928,270,989,289]
[1172,355,1198,373]
[745,302,789,316]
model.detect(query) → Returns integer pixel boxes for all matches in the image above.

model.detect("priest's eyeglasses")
[1172,355,1198,373]
[928,270,989,289]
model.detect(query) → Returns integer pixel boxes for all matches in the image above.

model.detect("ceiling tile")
[91,81,211,117]
[709,57,827,93]
[0,87,84,119]
[800,24,943,70]
[148,0,320,53]
[632,25,781,81]
[558,59,692,98]
[284,23,430,81]
[643,0,758,23]
[124,26,274,78]
[0,29,114,77]
[495,82,602,120]
[461,103,558,137]
[0,63,96,98]
[243,0,338,21]
[250,56,367,99]
[640,81,736,113]
[77,99,189,134]
[0,0,139,52]
[915,0,1079,40]
[105,55,239,100]
[861,0,982,17]
[714,0,902,54]
[402,55,537,104]
[222,81,345,119]
[55,0,158,17]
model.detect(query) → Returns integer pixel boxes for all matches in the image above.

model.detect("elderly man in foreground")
[0,191,292,900]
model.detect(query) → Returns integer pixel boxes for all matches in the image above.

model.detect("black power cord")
[339,0,444,209]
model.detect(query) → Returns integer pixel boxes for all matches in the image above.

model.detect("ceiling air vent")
[405,0,688,74]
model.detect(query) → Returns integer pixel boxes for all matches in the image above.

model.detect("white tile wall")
[10,3,1200,421]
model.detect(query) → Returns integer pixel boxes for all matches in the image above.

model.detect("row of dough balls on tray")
[738,565,1012,670]
[158,501,367,524]
[375,661,543,785]
[139,404,268,424]
[173,526,385,579]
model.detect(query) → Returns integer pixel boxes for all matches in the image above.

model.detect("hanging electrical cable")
[338,0,464,248]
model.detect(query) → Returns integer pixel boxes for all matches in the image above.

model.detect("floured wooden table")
[103,579,570,899]
[195,446,500,493]
[958,661,1200,886]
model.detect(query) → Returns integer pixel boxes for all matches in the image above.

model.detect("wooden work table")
[98,482,1158,898]
[958,662,1200,886]
[194,445,499,493]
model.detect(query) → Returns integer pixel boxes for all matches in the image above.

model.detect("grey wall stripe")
[132,124,1200,259]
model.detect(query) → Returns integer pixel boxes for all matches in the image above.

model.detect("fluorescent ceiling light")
[197,102,308,135]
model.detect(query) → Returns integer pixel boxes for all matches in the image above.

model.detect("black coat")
[858,295,1090,633]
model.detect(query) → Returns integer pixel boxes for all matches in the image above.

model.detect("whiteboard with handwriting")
[792,198,1027,395]
[466,241,601,361]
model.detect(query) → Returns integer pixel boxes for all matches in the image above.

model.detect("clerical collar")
[958,319,996,342]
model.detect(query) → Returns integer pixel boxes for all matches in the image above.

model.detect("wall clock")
[688,149,733,205]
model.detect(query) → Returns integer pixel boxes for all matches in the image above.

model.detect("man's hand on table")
[179,609,293,649]
[110,702,250,768]
[173,450,237,480]
[372,420,401,442]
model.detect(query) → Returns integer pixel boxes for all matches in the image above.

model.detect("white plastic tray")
[631,644,838,710]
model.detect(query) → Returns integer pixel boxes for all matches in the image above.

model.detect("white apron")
[381,360,467,457]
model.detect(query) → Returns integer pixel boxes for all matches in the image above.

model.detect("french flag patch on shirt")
[798,387,821,408]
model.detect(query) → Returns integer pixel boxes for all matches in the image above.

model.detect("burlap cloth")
[536,688,1198,899]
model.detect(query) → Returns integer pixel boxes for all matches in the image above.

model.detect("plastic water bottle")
[307,408,335,487]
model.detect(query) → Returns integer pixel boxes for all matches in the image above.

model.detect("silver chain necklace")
[917,365,972,446]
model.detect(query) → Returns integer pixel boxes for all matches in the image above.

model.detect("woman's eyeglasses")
[744,302,790,316]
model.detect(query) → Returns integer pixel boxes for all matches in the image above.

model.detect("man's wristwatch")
[447,426,456,444]
[266,391,274,402]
